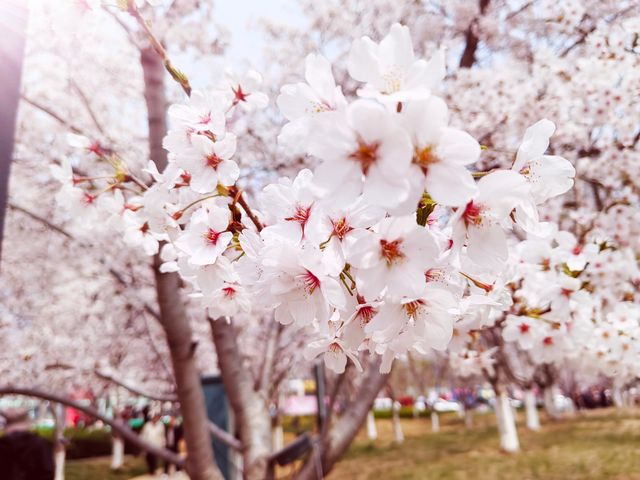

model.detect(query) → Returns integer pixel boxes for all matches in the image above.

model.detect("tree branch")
[0,386,184,466]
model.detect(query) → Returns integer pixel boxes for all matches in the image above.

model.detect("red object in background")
[398,396,414,407]
[65,390,95,426]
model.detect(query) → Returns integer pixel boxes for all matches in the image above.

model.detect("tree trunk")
[392,402,404,444]
[141,46,221,480]
[296,358,388,480]
[366,410,377,441]
[459,0,491,68]
[612,385,623,408]
[464,407,474,429]
[494,391,519,453]
[111,435,125,471]
[53,403,66,480]
[524,389,540,431]
[431,411,440,433]
[543,386,561,420]
[209,318,272,480]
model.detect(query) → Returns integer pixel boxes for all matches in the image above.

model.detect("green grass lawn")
[327,408,640,480]
[66,408,640,480]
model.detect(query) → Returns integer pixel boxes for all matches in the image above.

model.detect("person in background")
[164,415,184,475]
[0,408,55,480]
[140,411,166,477]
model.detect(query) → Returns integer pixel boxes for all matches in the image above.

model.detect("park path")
[129,472,189,479]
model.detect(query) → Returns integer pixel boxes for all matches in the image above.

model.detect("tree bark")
[141,46,221,480]
[53,403,66,480]
[296,358,388,480]
[366,410,377,441]
[524,389,540,431]
[431,411,440,433]
[543,386,561,420]
[494,390,519,453]
[459,0,491,68]
[209,318,272,480]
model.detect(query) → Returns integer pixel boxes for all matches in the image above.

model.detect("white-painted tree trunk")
[54,449,65,480]
[464,407,473,429]
[111,436,124,470]
[53,403,66,480]
[613,386,623,408]
[366,410,377,440]
[543,386,561,419]
[495,392,520,453]
[431,411,440,433]
[524,389,540,431]
[271,425,284,452]
[392,403,404,444]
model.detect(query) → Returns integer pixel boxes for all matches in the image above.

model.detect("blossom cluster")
[52,24,577,373]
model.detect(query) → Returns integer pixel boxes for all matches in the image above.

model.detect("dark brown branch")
[0,386,184,466]
[459,0,491,68]
[236,192,264,232]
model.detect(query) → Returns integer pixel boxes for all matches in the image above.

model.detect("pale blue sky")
[214,0,302,67]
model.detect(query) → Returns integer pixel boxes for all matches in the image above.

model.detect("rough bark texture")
[141,46,221,480]
[209,318,272,480]
[297,359,389,480]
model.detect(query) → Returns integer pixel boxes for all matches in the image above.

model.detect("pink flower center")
[349,140,379,175]
[83,193,95,205]
[380,239,405,265]
[331,217,353,240]
[414,146,439,173]
[222,286,236,298]
[140,222,150,234]
[403,300,423,317]
[301,269,321,294]
[329,342,342,354]
[206,153,223,169]
[285,204,312,235]
[87,141,104,156]
[543,336,553,346]
[204,228,221,245]
[232,85,250,104]
[462,201,483,226]
[519,323,530,334]
[425,268,444,283]
[198,111,212,125]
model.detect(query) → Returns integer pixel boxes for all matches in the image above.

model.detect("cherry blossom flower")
[174,206,233,266]
[451,170,530,270]
[224,69,269,111]
[512,119,575,204]
[349,215,440,298]
[177,134,239,193]
[309,100,413,209]
[277,53,347,151]
[348,23,445,104]
[400,95,480,206]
